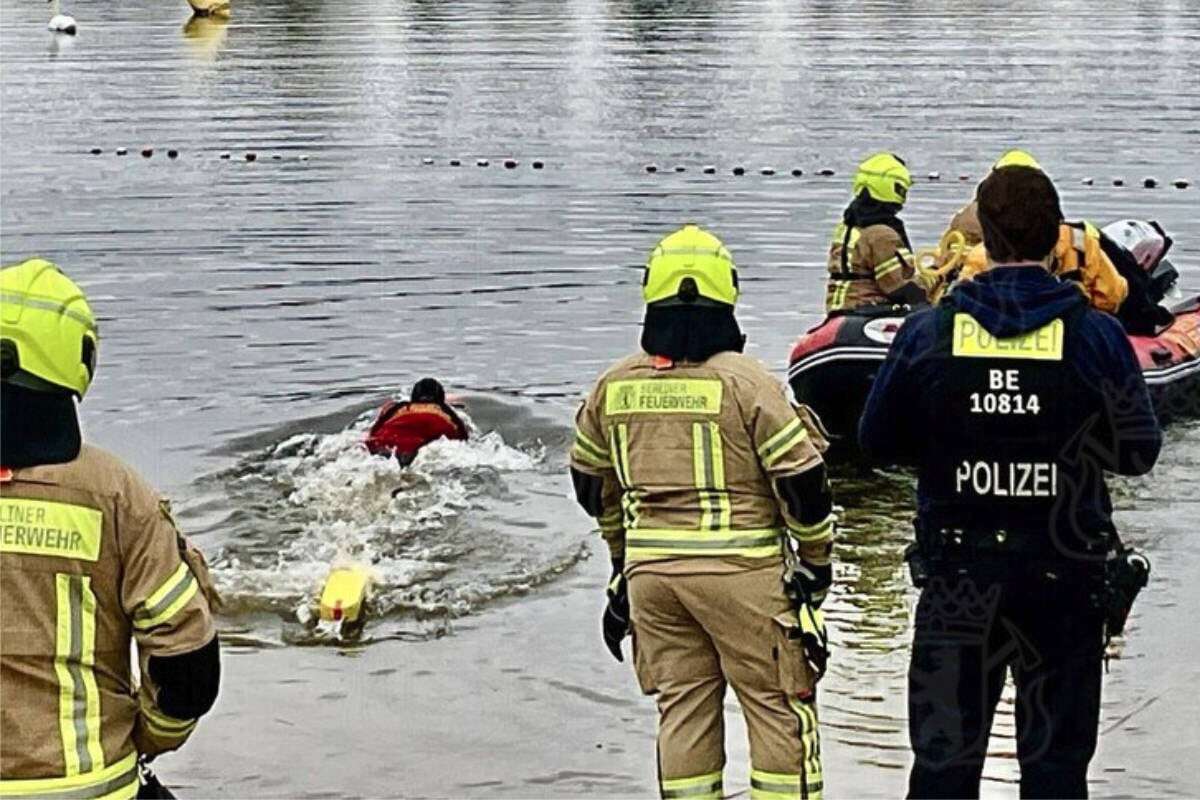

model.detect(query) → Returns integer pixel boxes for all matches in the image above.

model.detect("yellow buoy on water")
[318,566,372,624]
[187,0,230,18]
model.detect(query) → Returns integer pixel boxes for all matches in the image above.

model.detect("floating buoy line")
[78,148,1193,190]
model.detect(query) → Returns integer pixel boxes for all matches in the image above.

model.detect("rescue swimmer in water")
[298,378,470,638]
[364,377,469,466]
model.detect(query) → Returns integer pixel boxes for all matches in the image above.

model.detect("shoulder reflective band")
[133,562,198,631]
[661,771,723,800]
[952,314,1064,361]
[54,573,104,778]
[605,379,722,416]
[692,422,730,531]
[0,499,103,562]
[757,417,810,469]
[0,751,138,800]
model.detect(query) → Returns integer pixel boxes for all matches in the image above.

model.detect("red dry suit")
[365,401,468,460]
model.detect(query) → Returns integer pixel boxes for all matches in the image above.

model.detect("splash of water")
[207,408,584,640]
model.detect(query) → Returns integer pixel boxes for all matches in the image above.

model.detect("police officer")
[1,259,221,799]
[825,152,928,313]
[570,225,835,799]
[860,167,1162,798]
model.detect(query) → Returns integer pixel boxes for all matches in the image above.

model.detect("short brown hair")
[976,166,1063,263]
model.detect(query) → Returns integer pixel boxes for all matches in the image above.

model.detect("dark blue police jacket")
[859,265,1162,557]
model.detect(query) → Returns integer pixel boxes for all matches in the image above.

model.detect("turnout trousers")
[907,563,1105,799]
[629,563,823,799]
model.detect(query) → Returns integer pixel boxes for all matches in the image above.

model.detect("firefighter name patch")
[0,498,103,561]
[605,379,722,415]
[952,314,1064,361]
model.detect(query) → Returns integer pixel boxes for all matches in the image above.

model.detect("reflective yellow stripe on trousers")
[786,698,824,799]
[661,771,723,799]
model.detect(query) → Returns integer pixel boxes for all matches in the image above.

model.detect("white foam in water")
[211,410,570,631]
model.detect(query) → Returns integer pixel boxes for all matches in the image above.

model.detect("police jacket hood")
[947,265,1087,339]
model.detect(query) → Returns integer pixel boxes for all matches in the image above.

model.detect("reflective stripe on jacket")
[570,352,831,568]
[1,445,215,789]
[825,222,922,312]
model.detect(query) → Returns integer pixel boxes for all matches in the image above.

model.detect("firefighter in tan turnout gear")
[1,259,221,800]
[825,152,928,313]
[570,225,835,799]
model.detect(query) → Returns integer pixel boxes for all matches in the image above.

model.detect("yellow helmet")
[0,259,98,398]
[993,149,1042,171]
[643,224,739,306]
[851,152,912,205]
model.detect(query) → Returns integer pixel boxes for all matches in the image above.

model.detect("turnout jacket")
[859,266,1161,553]
[825,223,927,312]
[1,446,217,798]
[943,201,1128,314]
[570,352,833,572]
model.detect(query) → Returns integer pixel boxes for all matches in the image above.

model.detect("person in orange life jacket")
[365,378,468,466]
[860,168,1161,798]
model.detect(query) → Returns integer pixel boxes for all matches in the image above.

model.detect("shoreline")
[164,528,1199,798]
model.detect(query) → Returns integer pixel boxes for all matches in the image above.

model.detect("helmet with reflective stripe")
[993,149,1042,171]
[643,224,739,306]
[0,259,98,398]
[851,152,912,205]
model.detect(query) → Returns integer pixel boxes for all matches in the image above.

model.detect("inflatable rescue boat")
[788,221,1200,454]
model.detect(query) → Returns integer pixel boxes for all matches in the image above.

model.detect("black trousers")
[907,563,1104,799]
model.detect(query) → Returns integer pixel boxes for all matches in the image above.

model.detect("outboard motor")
[1099,219,1177,334]
[1102,220,1179,303]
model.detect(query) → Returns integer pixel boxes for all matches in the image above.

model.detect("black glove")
[602,561,630,662]
[787,560,832,609]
